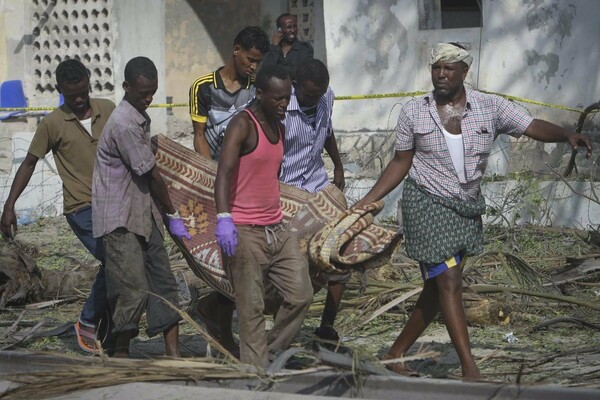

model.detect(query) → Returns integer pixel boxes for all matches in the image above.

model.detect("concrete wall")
[113,0,167,135]
[321,0,600,225]
[163,0,262,131]
[0,0,168,133]
[324,0,600,133]
[0,1,27,86]
[2,0,600,227]
[479,0,600,113]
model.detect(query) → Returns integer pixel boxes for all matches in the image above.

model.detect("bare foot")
[382,353,420,377]
[461,367,482,381]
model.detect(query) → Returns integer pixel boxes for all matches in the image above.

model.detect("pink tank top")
[230,109,283,225]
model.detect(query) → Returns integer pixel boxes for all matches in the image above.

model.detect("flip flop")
[74,321,100,354]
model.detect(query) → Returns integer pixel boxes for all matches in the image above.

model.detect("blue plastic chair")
[0,80,27,120]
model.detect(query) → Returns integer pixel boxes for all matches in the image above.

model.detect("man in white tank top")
[353,43,592,380]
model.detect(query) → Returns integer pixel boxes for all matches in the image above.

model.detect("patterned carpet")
[152,135,401,299]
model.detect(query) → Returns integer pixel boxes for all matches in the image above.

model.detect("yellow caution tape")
[334,90,588,114]
[0,106,55,111]
[0,92,593,114]
[148,103,188,108]
[478,90,585,113]
[334,91,427,101]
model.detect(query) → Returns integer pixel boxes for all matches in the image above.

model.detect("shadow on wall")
[184,0,264,61]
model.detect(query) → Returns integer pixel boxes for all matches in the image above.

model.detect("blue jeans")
[65,205,109,327]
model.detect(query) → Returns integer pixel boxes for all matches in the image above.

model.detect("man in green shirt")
[1,59,115,354]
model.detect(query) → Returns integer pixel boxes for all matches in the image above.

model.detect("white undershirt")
[442,127,467,183]
[80,117,92,137]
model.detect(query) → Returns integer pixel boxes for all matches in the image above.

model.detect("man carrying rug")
[279,59,347,346]
[214,65,313,368]
[93,57,191,357]
[353,43,592,379]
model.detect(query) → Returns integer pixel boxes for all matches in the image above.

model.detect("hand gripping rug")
[152,135,402,300]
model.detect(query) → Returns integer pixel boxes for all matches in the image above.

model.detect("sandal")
[74,321,100,354]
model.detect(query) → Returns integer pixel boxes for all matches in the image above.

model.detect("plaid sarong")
[402,177,485,265]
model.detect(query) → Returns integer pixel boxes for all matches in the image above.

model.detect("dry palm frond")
[470,284,600,311]
[0,353,263,400]
[315,341,439,376]
[350,287,422,330]
[466,251,546,291]
[379,349,440,367]
[0,241,44,307]
[500,252,547,291]
[336,284,420,334]
[0,347,443,399]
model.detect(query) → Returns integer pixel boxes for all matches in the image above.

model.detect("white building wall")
[2,0,600,227]
[324,0,600,133]
[113,0,167,135]
[322,0,600,226]
[479,0,600,113]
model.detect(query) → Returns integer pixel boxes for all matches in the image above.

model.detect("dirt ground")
[1,216,599,389]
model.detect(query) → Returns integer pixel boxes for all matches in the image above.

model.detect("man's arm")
[148,166,177,215]
[148,165,192,240]
[215,115,250,213]
[524,119,592,158]
[214,114,250,256]
[324,131,345,191]
[189,78,212,159]
[192,120,212,158]
[114,127,174,215]
[0,153,40,239]
[262,30,285,68]
[353,149,415,208]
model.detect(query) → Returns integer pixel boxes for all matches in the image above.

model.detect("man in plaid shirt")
[354,43,592,379]
[93,57,191,357]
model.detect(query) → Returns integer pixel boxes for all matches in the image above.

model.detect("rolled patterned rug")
[152,135,402,300]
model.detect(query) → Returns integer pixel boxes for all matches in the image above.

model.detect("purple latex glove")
[168,217,192,240]
[215,216,238,256]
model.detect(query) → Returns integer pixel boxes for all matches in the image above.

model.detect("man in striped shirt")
[280,59,347,346]
[354,43,592,379]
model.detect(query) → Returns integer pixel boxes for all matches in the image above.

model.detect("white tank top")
[80,117,92,137]
[442,127,466,183]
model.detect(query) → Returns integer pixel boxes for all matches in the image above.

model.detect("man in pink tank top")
[214,65,313,368]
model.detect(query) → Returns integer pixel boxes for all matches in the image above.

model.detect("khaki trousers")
[226,223,313,368]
